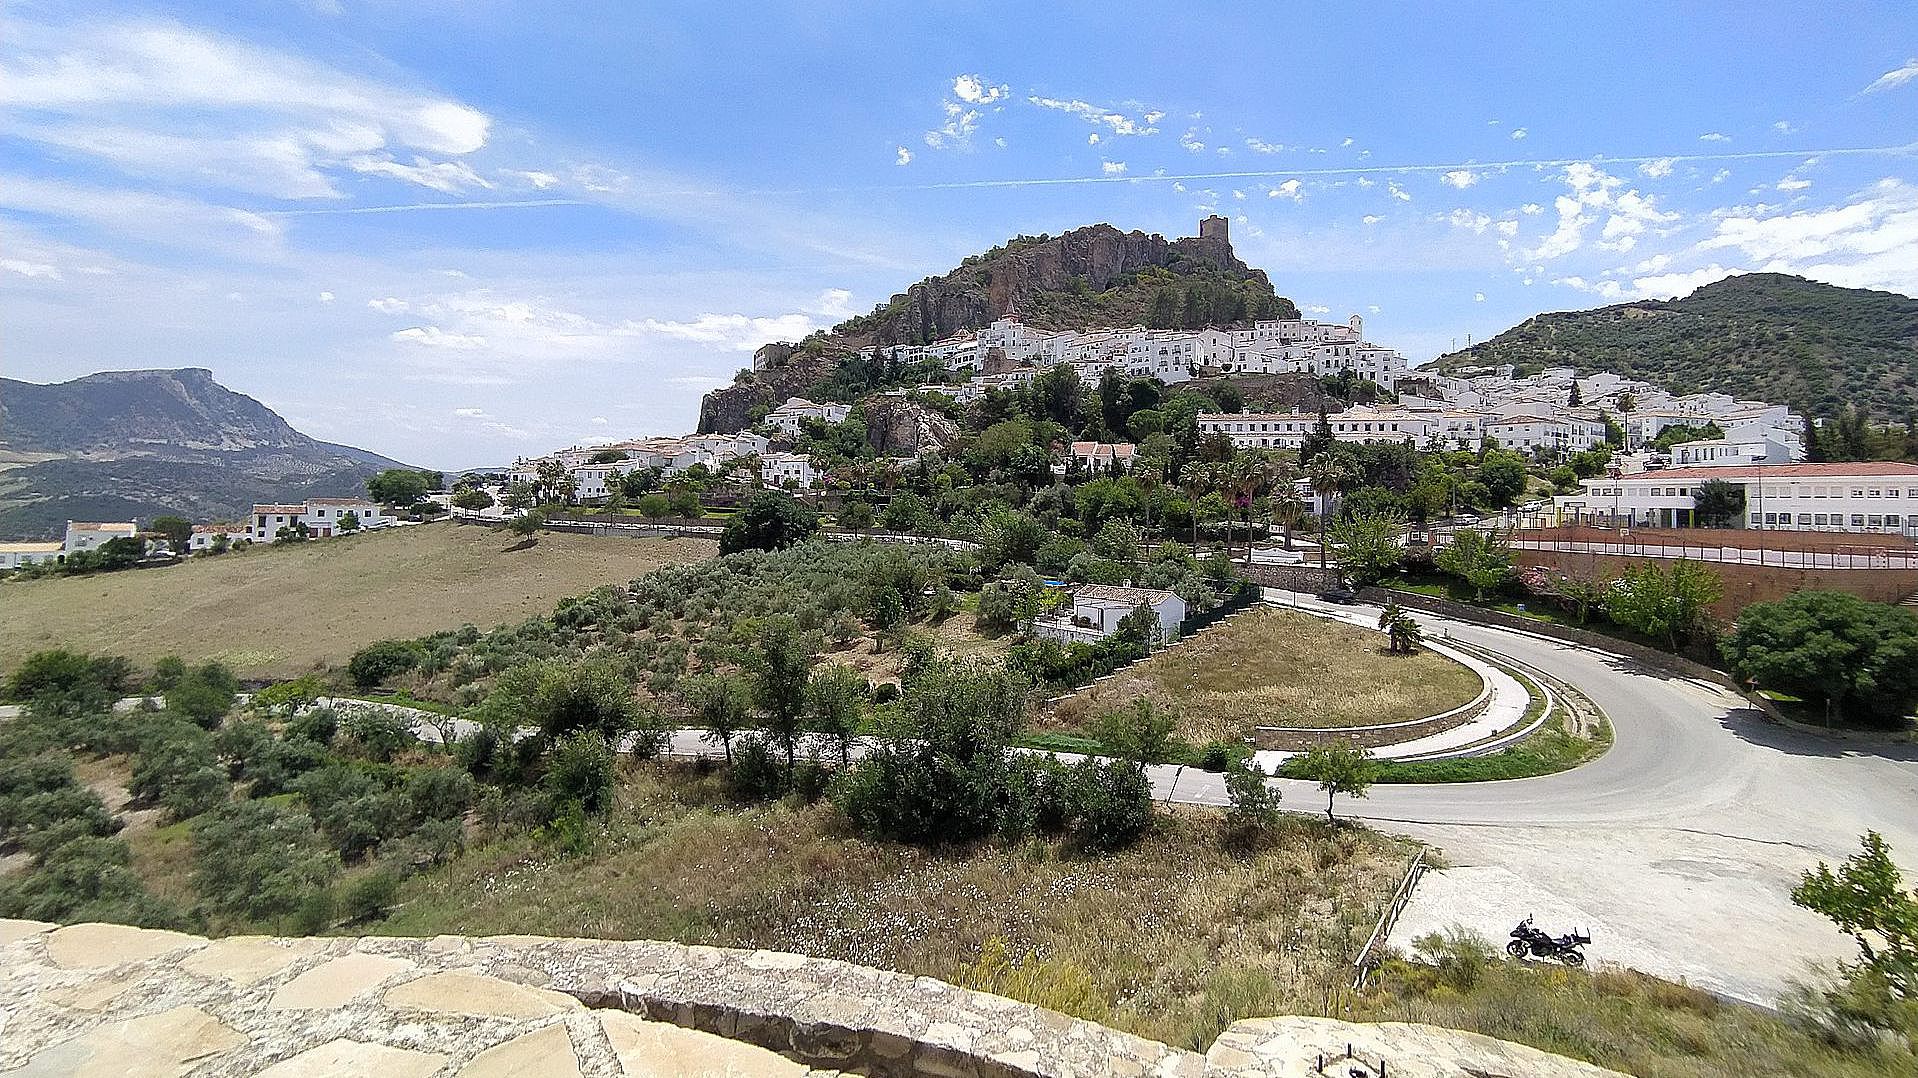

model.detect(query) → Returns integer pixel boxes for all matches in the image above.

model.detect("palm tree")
[1268,457,1304,551]
[1307,454,1354,570]
[1181,462,1214,550]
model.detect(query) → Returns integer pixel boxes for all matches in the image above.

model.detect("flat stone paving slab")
[455,1022,581,1078]
[7,1005,243,1078]
[43,923,200,970]
[383,969,581,1019]
[182,937,328,987]
[250,1038,447,1078]
[267,952,417,1010]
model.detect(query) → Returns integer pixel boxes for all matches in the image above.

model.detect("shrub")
[727,734,788,802]
[546,732,616,817]
[1412,926,1498,990]
[1069,756,1153,851]
[348,640,422,689]
[190,800,338,922]
[341,870,401,923]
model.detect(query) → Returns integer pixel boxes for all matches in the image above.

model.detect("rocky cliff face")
[862,395,962,455]
[0,368,410,538]
[839,224,1283,346]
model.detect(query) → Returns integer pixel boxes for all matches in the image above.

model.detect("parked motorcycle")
[1507,915,1590,967]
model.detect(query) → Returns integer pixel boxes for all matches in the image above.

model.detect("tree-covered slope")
[1435,274,1918,418]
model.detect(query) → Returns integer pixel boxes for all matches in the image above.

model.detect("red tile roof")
[1622,462,1918,482]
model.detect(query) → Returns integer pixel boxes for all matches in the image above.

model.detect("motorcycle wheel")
[1505,940,1528,958]
[1559,949,1585,968]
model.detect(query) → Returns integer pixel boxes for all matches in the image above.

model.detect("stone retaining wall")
[1,920,1625,1078]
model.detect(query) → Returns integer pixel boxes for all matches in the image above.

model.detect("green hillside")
[1436,274,1918,419]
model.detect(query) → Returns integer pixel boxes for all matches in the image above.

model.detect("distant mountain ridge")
[0,368,412,539]
[1433,274,1918,418]
[699,220,1298,432]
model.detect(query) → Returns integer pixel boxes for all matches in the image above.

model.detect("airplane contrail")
[258,142,1918,213]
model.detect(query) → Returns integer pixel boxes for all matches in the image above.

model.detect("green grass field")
[0,523,716,678]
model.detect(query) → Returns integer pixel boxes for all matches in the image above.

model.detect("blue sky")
[4,1,1916,469]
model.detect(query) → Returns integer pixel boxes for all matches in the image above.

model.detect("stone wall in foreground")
[0,920,1625,1078]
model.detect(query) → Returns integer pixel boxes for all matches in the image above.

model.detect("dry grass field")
[1048,607,1483,745]
[374,763,1412,1051]
[0,523,716,678]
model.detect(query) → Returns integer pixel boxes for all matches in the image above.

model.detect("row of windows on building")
[1755,513,1918,528]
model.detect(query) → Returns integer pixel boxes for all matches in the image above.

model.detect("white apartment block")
[765,397,852,435]
[1197,407,1463,450]
[1555,462,1918,534]
[1670,434,1797,468]
[1485,413,1605,455]
[249,499,396,543]
[759,452,820,488]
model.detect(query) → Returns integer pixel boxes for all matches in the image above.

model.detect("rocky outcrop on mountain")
[834,223,1293,346]
[696,351,842,435]
[0,369,411,538]
[862,394,962,455]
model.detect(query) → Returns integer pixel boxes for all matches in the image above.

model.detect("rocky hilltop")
[698,220,1298,434]
[0,369,411,538]
[1435,273,1918,420]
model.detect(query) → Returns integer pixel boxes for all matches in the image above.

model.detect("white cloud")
[1387,182,1412,202]
[1777,176,1812,192]
[1269,179,1302,201]
[1495,219,1520,237]
[1232,189,1246,200]
[1304,304,1331,315]
[393,326,486,349]
[1474,292,1486,302]
[1179,129,1206,153]
[1639,158,1675,178]
[1361,214,1382,225]
[1773,120,1799,134]
[1529,163,1676,260]
[1696,178,1918,294]
[1447,209,1492,234]
[1101,160,1127,176]
[3,15,491,200]
[1862,58,1918,94]
[952,74,1008,105]
[1699,132,1731,142]
[1712,168,1732,184]
[502,169,560,189]
[1026,95,1160,136]
[1087,133,1101,145]
[453,407,487,418]
[626,312,822,351]
[367,297,409,314]
[317,290,334,303]
[895,146,913,166]
[1341,137,1354,148]
[1,258,63,280]
[1244,137,1284,154]
[1520,203,1543,215]
[348,155,492,194]
[1510,128,1528,140]
[1440,169,1479,189]
[813,288,855,320]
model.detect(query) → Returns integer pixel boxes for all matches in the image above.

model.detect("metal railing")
[1352,846,1429,991]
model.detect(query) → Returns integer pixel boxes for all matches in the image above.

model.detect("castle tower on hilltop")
[1199,215,1229,242]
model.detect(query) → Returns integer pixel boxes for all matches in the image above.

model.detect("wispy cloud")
[1861,58,1918,95]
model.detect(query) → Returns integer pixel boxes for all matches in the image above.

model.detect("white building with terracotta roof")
[249,498,397,542]
[1068,442,1137,472]
[188,523,254,553]
[63,521,138,553]
[1555,462,1918,533]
